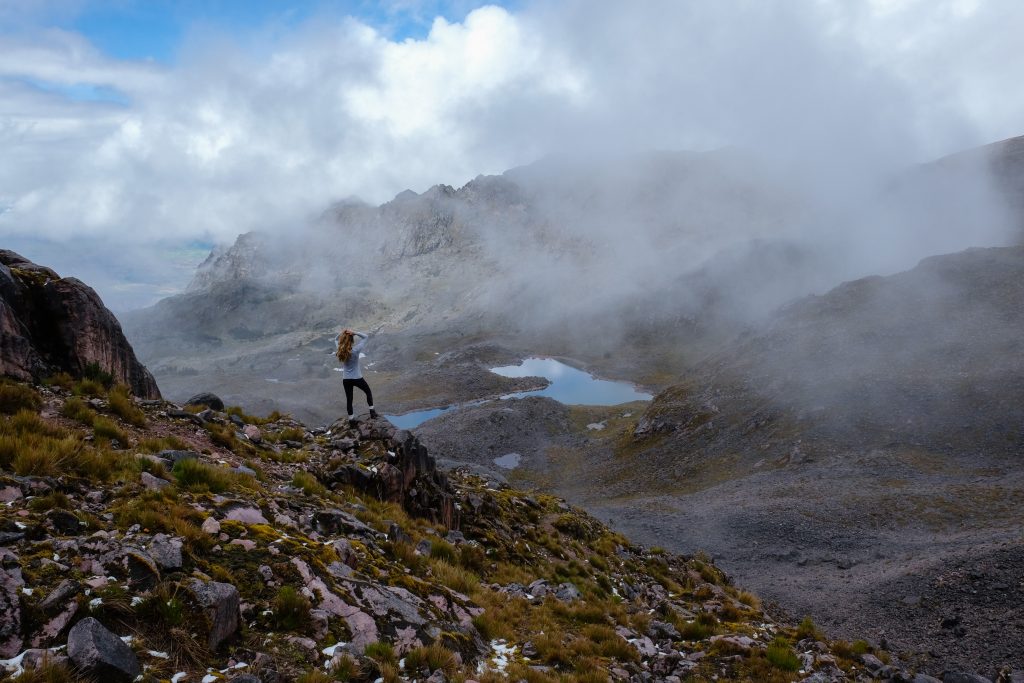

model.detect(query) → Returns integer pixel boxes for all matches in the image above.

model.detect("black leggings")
[343,378,373,415]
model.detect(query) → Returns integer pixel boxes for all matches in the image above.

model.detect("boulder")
[0,252,160,397]
[148,534,183,570]
[67,617,141,681]
[186,392,225,411]
[187,579,240,650]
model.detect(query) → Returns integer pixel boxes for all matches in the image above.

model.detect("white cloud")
[0,1,1022,309]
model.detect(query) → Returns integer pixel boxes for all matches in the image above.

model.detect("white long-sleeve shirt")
[336,331,369,379]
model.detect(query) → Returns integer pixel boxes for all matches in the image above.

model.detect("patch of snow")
[322,642,347,657]
[14,521,25,529]
[148,650,170,659]
[201,674,219,683]
[586,422,606,430]
[89,597,102,608]
[171,673,187,683]
[477,639,516,674]
[131,596,144,606]
[20,588,33,596]
[120,635,134,645]
[0,650,27,676]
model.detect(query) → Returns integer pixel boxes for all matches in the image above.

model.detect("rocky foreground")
[0,377,991,683]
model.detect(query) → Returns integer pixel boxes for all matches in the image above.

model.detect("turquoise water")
[491,357,652,404]
[386,357,650,429]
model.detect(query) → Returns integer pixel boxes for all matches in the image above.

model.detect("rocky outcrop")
[0,250,159,398]
[322,416,459,528]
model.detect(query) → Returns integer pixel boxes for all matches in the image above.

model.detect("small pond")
[386,357,650,429]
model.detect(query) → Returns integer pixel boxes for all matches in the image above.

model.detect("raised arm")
[351,330,369,354]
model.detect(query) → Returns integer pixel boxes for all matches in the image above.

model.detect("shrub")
[428,539,458,564]
[28,492,71,512]
[363,641,397,667]
[60,397,95,426]
[0,381,41,415]
[270,426,305,442]
[295,672,333,683]
[72,377,106,397]
[403,642,458,676]
[43,372,74,389]
[430,560,479,593]
[795,615,823,641]
[171,458,247,493]
[765,638,801,671]
[138,435,190,453]
[108,385,146,427]
[679,612,717,640]
[292,471,327,497]
[92,416,129,444]
[272,586,311,631]
[737,590,761,609]
[82,361,114,388]
[5,658,89,682]
[329,654,360,681]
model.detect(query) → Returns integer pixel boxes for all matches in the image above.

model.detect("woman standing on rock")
[337,328,377,425]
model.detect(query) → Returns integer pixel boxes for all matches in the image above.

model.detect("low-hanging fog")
[3,1,1023,318]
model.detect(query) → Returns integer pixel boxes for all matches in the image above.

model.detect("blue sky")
[61,1,517,63]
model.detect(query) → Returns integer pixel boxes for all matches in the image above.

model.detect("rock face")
[67,617,141,681]
[0,250,160,398]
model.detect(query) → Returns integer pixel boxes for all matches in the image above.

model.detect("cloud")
[0,1,1022,310]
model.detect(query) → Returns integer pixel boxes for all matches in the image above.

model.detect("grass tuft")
[108,385,146,426]
[0,380,41,415]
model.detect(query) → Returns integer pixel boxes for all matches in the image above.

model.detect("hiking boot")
[348,417,357,428]
[369,408,378,419]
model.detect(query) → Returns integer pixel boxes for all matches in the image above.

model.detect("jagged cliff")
[0,250,160,399]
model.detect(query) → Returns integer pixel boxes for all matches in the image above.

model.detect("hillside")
[480,246,1024,677]
[0,377,946,683]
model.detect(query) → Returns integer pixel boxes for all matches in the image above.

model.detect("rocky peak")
[0,250,160,398]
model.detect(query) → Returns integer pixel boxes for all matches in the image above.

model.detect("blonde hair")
[337,331,354,363]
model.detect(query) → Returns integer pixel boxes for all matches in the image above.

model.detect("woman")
[337,328,377,424]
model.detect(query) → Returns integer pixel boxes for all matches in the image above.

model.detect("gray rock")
[140,471,171,490]
[38,579,81,615]
[231,675,263,683]
[861,653,886,673]
[67,617,141,681]
[243,425,262,443]
[913,675,943,683]
[425,671,448,683]
[649,619,681,640]
[187,579,240,650]
[160,449,200,463]
[202,517,221,534]
[224,506,269,525]
[21,648,71,671]
[554,582,582,601]
[186,392,225,411]
[0,485,22,502]
[943,673,992,683]
[389,522,412,544]
[0,567,24,657]
[149,534,183,570]
[314,509,376,537]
